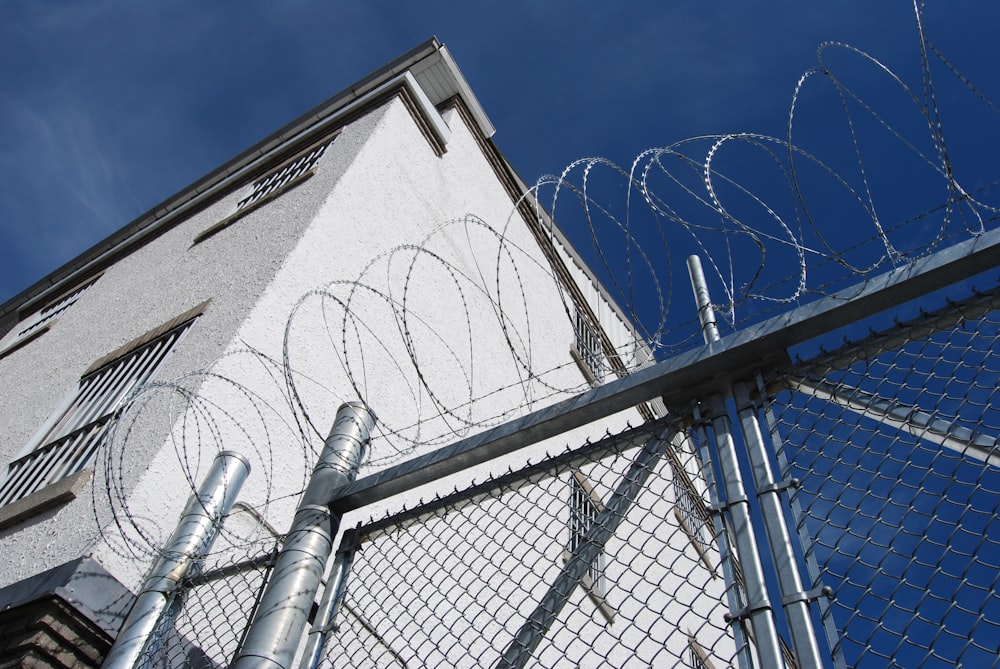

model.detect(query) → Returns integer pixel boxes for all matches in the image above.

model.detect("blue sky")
[2,1,998,312]
[2,4,998,665]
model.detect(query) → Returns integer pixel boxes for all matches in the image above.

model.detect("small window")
[194,136,337,244]
[0,276,100,356]
[672,460,716,573]
[569,472,606,593]
[237,140,331,211]
[0,309,200,507]
[565,471,614,621]
[571,309,604,384]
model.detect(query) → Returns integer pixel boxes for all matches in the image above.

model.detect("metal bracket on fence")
[782,585,834,607]
[758,478,801,495]
[723,601,774,624]
[707,493,750,511]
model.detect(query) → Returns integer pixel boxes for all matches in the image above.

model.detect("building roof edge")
[1,37,492,322]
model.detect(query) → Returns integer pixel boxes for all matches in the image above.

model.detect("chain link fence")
[321,423,735,668]
[141,518,282,669]
[770,286,1000,668]
[123,259,1000,668]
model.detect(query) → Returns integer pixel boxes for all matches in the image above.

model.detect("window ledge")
[0,469,91,532]
[192,167,318,245]
[0,324,51,361]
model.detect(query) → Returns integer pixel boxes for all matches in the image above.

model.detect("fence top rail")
[328,227,1000,512]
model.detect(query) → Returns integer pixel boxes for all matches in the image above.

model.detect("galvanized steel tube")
[103,450,251,669]
[232,402,375,669]
[735,382,826,669]
[707,394,785,668]
[687,255,721,344]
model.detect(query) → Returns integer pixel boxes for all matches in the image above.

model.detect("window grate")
[573,310,604,382]
[569,473,606,594]
[675,475,711,557]
[14,277,100,340]
[0,318,195,506]
[237,141,331,211]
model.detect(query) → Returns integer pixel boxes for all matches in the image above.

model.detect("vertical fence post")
[103,450,251,669]
[298,528,361,669]
[734,381,828,669]
[687,255,786,667]
[706,395,786,668]
[690,406,755,669]
[761,393,848,669]
[232,402,375,669]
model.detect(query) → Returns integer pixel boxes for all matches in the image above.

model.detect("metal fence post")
[298,528,361,669]
[761,393,848,669]
[103,450,251,669]
[706,394,786,668]
[232,402,375,669]
[690,404,755,669]
[687,255,784,667]
[734,381,828,669]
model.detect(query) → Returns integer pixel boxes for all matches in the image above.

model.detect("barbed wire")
[92,0,999,580]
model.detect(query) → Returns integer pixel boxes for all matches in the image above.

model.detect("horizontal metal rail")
[329,227,1000,512]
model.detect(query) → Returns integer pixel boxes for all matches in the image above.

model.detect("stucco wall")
[0,84,726,664]
[0,100,391,587]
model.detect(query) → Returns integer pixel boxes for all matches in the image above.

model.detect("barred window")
[237,140,331,211]
[687,639,715,669]
[572,309,604,383]
[568,472,607,596]
[0,276,100,356]
[676,476,711,555]
[0,313,198,507]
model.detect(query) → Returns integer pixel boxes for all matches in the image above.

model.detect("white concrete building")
[0,40,729,668]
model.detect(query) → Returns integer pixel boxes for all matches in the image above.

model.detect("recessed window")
[237,140,331,211]
[671,459,716,573]
[193,136,337,244]
[0,276,100,357]
[571,309,604,384]
[569,472,606,593]
[564,471,614,621]
[0,307,201,507]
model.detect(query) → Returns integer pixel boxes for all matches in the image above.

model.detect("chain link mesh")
[771,287,1000,668]
[141,531,281,668]
[321,424,735,668]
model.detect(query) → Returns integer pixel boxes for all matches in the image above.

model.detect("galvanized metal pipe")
[232,402,375,669]
[735,382,827,669]
[690,407,754,669]
[687,255,721,344]
[707,394,785,668]
[298,529,360,669]
[103,450,251,669]
[762,400,848,669]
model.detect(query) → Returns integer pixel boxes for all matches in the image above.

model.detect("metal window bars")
[13,275,100,340]
[0,318,195,506]
[237,141,332,211]
[573,309,605,383]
